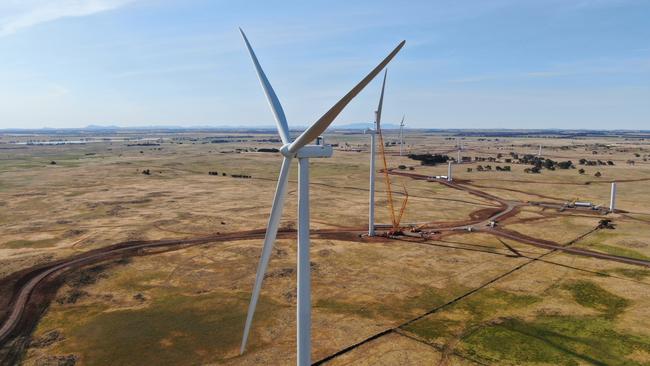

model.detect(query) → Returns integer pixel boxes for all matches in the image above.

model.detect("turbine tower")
[610,182,617,212]
[367,70,391,236]
[538,144,542,157]
[366,123,376,236]
[399,115,405,156]
[238,28,405,366]
[457,138,461,162]
[447,161,453,182]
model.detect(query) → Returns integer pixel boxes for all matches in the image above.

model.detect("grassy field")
[1,130,649,365]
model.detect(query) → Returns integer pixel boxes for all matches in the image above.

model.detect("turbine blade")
[288,40,406,153]
[240,28,291,144]
[400,114,405,126]
[375,69,387,130]
[240,156,293,354]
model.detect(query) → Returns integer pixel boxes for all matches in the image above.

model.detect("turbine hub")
[280,144,292,157]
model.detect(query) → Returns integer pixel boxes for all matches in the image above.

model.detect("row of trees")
[516,154,575,171]
[579,158,614,166]
[408,153,449,166]
[468,165,512,172]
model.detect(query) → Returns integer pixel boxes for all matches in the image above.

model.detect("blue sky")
[0,0,649,130]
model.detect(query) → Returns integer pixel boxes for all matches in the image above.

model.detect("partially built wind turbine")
[366,69,389,237]
[365,121,377,236]
[238,28,405,365]
[399,115,405,156]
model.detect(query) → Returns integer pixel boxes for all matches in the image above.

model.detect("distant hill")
[333,122,400,130]
[85,124,120,130]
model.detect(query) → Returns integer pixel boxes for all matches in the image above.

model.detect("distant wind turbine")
[399,115,405,156]
[238,28,405,366]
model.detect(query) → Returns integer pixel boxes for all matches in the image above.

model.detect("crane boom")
[396,184,409,226]
[374,69,408,234]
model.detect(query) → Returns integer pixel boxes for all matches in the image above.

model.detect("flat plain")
[1,129,650,365]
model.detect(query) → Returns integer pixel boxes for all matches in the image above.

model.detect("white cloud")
[0,0,135,37]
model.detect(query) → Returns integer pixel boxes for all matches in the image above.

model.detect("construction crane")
[374,69,408,235]
[377,117,409,235]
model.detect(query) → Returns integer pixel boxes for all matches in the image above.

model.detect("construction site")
[1,126,650,365]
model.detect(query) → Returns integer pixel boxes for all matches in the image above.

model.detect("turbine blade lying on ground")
[241,156,293,354]
[288,40,406,153]
[239,28,291,144]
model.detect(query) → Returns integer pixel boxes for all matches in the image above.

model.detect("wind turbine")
[399,115,406,156]
[366,70,389,237]
[366,120,377,236]
[365,122,377,236]
[238,28,405,365]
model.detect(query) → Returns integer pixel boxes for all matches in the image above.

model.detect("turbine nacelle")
[280,135,332,158]
[278,144,333,158]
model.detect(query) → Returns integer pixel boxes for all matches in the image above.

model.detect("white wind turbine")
[399,114,405,156]
[238,28,405,365]
[365,119,377,236]
[365,69,388,237]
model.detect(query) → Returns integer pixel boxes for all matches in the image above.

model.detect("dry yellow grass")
[2,130,649,365]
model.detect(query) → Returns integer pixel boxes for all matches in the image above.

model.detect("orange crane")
[377,127,408,234]
[374,71,408,234]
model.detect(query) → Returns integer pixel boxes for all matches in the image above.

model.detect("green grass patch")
[461,288,540,319]
[607,268,650,281]
[463,316,650,366]
[585,243,650,262]
[563,280,629,319]
[42,290,277,366]
[402,317,462,342]
[402,288,540,343]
